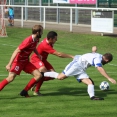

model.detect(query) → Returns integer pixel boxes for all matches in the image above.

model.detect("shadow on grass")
[0,86,116,99]
[0,93,34,99]
[42,86,116,98]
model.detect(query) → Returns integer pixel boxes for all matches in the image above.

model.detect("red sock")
[35,77,54,92]
[24,78,37,91]
[35,78,44,92]
[0,79,9,91]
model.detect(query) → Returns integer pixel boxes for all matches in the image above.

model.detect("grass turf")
[0,27,117,117]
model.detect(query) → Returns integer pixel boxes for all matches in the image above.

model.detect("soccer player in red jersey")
[0,25,43,97]
[30,31,74,96]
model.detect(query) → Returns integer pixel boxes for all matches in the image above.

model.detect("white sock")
[87,84,95,98]
[44,72,59,79]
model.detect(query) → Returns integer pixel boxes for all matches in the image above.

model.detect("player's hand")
[92,46,97,53]
[108,78,116,84]
[6,64,11,72]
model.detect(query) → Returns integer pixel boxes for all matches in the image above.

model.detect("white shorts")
[62,56,89,81]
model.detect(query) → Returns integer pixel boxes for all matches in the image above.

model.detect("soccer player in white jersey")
[44,46,116,100]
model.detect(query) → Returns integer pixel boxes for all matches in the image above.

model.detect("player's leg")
[10,15,14,26]
[0,61,22,91]
[81,78,104,100]
[25,69,43,89]
[44,71,68,80]
[0,72,16,91]
[33,78,44,96]
[34,70,55,95]
[20,69,43,97]
[56,60,79,80]
[43,61,73,79]
[30,67,46,91]
[44,71,59,78]
[44,60,78,80]
[33,66,47,96]
[30,61,45,92]
[32,61,54,96]
[20,62,43,97]
[8,16,12,26]
[81,78,95,98]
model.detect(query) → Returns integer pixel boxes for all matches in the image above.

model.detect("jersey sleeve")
[45,45,56,54]
[93,58,102,67]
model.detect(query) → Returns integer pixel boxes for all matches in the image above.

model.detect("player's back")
[78,53,102,69]
[82,53,102,64]
[81,53,102,66]
[82,53,102,60]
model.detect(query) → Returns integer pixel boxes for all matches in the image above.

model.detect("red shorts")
[10,61,37,75]
[31,59,54,70]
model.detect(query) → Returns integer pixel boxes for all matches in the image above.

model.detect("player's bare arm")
[33,48,42,60]
[53,51,74,59]
[96,66,116,84]
[6,47,21,71]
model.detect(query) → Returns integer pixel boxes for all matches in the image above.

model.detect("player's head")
[47,31,57,44]
[102,53,113,65]
[32,25,43,39]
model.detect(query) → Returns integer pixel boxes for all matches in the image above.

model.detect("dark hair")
[47,31,57,40]
[103,53,113,62]
[32,25,43,34]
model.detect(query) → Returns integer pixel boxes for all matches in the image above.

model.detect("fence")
[1,5,117,32]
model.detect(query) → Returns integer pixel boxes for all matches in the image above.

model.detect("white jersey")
[63,53,103,80]
[75,53,103,70]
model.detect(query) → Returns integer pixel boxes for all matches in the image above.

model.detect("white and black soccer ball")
[99,81,110,91]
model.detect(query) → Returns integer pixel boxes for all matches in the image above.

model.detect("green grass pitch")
[0,27,117,117]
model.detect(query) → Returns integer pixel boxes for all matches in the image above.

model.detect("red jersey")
[14,35,39,63]
[31,38,56,62]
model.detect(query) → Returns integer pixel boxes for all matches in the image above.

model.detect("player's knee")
[34,72,43,81]
[57,78,63,80]
[6,76,14,82]
[85,78,94,85]
[57,74,67,80]
[81,78,94,85]
[89,78,94,85]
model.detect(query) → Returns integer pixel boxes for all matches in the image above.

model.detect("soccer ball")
[99,81,110,91]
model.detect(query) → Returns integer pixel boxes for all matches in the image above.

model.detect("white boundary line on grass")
[108,63,117,67]
[1,44,17,47]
